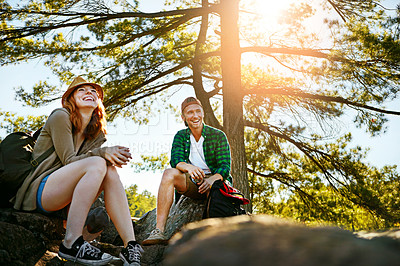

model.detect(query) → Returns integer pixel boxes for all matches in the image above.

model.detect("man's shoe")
[142,228,168,246]
[119,241,144,266]
[58,235,113,265]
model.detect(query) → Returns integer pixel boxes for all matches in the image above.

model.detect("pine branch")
[0,6,219,42]
[247,168,338,217]
[247,168,308,195]
[246,88,400,116]
[241,46,332,60]
[103,50,220,107]
[326,0,347,22]
[0,5,219,19]
[245,119,394,220]
[244,119,346,188]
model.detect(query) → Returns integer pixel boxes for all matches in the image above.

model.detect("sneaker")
[119,241,144,266]
[58,235,113,265]
[142,228,168,246]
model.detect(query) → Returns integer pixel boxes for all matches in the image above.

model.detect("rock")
[2,200,400,266]
[0,208,64,265]
[164,215,400,266]
[96,195,205,265]
[0,195,206,265]
[356,229,400,240]
[134,195,206,265]
[0,221,44,265]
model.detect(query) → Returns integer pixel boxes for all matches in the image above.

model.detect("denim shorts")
[36,175,53,214]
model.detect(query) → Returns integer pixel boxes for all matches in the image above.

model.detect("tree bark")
[220,0,249,202]
[193,0,222,129]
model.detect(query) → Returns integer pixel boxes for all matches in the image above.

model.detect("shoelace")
[127,244,144,262]
[75,241,101,261]
[151,228,162,235]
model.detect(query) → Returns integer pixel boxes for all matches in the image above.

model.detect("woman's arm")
[46,109,107,165]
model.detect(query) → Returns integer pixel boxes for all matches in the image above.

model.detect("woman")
[12,76,142,266]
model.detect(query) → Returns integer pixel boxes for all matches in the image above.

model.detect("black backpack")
[0,130,54,207]
[203,179,250,218]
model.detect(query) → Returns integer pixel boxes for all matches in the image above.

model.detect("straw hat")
[61,76,104,104]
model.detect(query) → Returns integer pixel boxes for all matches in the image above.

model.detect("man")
[142,97,232,245]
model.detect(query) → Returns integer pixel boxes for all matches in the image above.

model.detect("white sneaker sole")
[58,251,113,265]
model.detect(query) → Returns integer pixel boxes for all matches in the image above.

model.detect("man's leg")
[142,168,186,245]
[156,168,187,231]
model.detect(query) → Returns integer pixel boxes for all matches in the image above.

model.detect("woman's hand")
[104,146,132,168]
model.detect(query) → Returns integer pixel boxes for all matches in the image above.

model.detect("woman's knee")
[85,156,107,176]
[104,165,121,182]
[102,166,126,190]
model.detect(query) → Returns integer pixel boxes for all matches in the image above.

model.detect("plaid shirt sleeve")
[211,129,231,179]
[170,129,187,168]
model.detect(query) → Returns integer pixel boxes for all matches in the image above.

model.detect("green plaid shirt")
[170,124,232,182]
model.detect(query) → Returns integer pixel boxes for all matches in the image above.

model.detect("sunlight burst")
[248,0,297,23]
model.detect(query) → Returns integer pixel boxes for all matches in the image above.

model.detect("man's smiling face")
[182,104,204,130]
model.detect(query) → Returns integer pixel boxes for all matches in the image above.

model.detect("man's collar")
[185,123,207,137]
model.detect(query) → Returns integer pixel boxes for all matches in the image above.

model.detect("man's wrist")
[176,162,189,172]
[208,174,223,183]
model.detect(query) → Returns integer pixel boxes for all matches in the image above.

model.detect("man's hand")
[186,164,205,183]
[177,162,205,183]
[198,174,223,194]
[198,178,211,194]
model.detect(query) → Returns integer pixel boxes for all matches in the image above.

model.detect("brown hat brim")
[181,97,203,113]
[62,77,104,105]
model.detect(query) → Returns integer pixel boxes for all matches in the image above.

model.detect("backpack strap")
[0,146,3,171]
[30,146,55,168]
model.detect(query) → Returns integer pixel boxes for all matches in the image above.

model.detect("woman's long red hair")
[62,87,107,139]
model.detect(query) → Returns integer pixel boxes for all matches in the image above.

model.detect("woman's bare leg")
[102,166,135,246]
[41,156,107,248]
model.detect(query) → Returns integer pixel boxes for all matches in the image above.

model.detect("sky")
[0,0,399,196]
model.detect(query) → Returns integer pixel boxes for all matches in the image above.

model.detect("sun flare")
[246,0,297,22]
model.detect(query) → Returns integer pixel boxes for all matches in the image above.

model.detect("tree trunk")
[220,0,249,201]
[193,0,222,130]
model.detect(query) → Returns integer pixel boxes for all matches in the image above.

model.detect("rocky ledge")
[1,198,400,266]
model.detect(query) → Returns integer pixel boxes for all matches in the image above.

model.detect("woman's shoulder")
[44,108,71,127]
[49,107,70,117]
[47,108,70,121]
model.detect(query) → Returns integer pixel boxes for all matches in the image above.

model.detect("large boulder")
[96,195,205,265]
[0,208,64,265]
[131,195,205,265]
[2,202,400,266]
[0,195,205,265]
[164,215,400,266]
